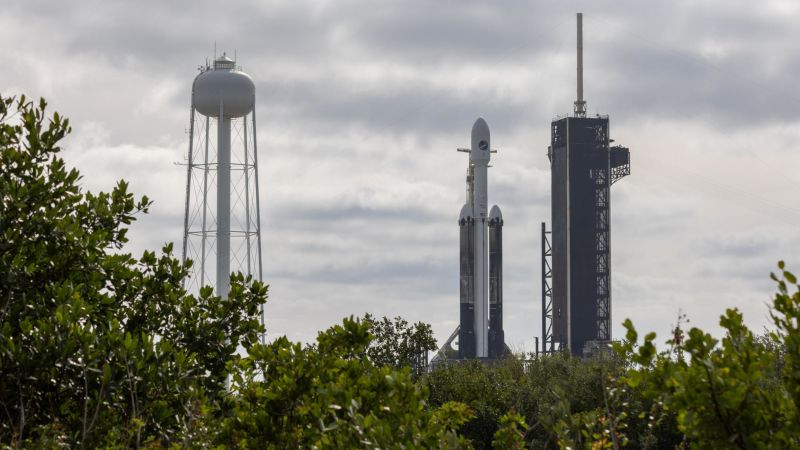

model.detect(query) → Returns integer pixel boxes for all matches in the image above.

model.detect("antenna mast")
[574,13,587,117]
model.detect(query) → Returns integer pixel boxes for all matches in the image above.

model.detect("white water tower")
[181,54,264,331]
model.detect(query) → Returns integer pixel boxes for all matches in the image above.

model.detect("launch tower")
[542,14,631,356]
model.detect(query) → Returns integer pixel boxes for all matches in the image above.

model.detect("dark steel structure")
[542,13,631,356]
[546,117,629,355]
[541,223,555,352]
[488,206,504,358]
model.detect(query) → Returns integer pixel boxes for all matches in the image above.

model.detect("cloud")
[2,0,800,352]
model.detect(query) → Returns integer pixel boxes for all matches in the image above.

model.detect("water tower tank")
[193,54,255,118]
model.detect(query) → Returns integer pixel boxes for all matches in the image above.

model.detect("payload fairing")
[458,118,505,359]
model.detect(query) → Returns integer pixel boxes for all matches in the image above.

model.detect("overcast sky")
[3,0,800,352]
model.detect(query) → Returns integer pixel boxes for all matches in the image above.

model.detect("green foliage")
[610,263,800,449]
[424,346,688,449]
[426,358,524,448]
[362,313,438,379]
[0,94,266,447]
[424,353,639,449]
[492,411,528,450]
[771,262,800,410]
[219,316,473,448]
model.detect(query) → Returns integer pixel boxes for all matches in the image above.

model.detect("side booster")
[488,205,504,357]
[458,118,505,359]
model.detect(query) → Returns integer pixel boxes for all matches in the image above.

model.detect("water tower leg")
[217,114,231,299]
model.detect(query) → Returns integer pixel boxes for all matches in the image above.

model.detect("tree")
[219,316,473,448]
[609,262,800,449]
[492,411,528,450]
[362,313,437,378]
[423,347,686,449]
[0,94,266,447]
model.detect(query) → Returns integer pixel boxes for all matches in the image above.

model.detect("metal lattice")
[593,123,611,342]
[180,101,264,341]
[592,168,610,341]
[541,222,559,353]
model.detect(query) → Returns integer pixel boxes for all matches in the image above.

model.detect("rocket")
[458,118,505,359]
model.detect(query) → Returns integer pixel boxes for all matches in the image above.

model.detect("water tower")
[181,54,264,332]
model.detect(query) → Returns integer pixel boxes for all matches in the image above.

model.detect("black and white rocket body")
[458,118,505,359]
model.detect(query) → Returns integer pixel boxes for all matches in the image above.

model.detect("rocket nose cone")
[472,118,490,143]
[471,117,491,162]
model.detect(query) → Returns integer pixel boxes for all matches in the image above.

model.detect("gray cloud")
[3,0,800,350]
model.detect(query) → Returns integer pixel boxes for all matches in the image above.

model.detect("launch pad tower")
[542,14,631,356]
